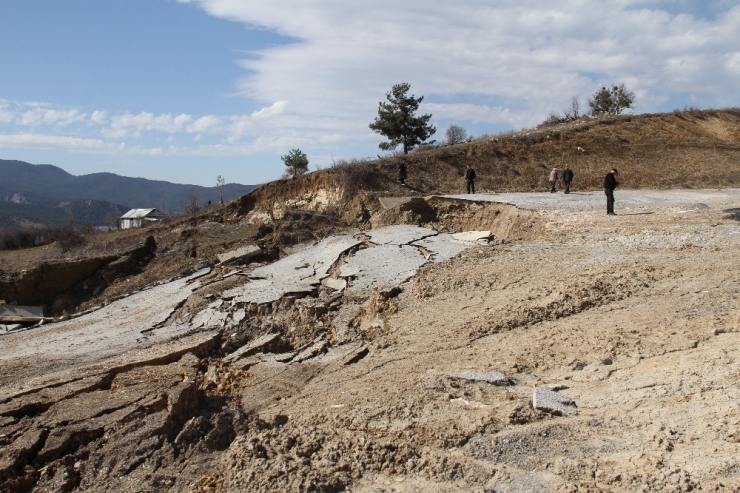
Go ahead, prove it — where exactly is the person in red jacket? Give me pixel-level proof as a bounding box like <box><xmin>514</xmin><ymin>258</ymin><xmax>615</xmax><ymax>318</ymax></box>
<box><xmin>604</xmin><ymin>168</ymin><xmax>619</xmax><ymax>215</ymax></box>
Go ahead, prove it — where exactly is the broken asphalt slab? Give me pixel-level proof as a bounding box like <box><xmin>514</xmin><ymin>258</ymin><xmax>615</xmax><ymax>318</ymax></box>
<box><xmin>0</xmin><ymin>304</ymin><xmax>50</xmax><ymax>324</ymax></box>
<box><xmin>217</xmin><ymin>244</ymin><xmax>262</xmax><ymax>265</ymax></box>
<box><xmin>224</xmin><ymin>234</ymin><xmax>361</xmax><ymax>305</ymax></box>
<box><xmin>0</xmin><ymin>270</ymin><xmax>210</xmax><ymax>385</ymax></box>
<box><xmin>532</xmin><ymin>387</ymin><xmax>578</xmax><ymax>417</ymax></box>
<box><xmin>454</xmin><ymin>370</ymin><xmax>512</xmax><ymax>386</ymax></box>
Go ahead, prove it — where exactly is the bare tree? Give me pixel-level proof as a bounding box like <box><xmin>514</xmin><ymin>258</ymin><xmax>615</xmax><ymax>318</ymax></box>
<box><xmin>183</xmin><ymin>195</ymin><xmax>200</xmax><ymax>215</ymax></box>
<box><xmin>216</xmin><ymin>175</ymin><xmax>225</xmax><ymax>204</ymax></box>
<box><xmin>445</xmin><ymin>124</ymin><xmax>468</xmax><ymax>145</ymax></box>
<box><xmin>564</xmin><ymin>96</ymin><xmax>580</xmax><ymax>119</ymax></box>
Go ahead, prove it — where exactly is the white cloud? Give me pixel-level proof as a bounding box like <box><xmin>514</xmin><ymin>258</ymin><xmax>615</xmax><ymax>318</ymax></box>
<box><xmin>190</xmin><ymin>0</ymin><xmax>740</xmax><ymax>126</ymax></box>
<box><xmin>187</xmin><ymin>115</ymin><xmax>222</xmax><ymax>133</ymax></box>
<box><xmin>17</xmin><ymin>107</ymin><xmax>87</xmax><ymax>126</ymax></box>
<box><xmin>251</xmin><ymin>100</ymin><xmax>287</xmax><ymax>119</ymax></box>
<box><xmin>425</xmin><ymin>103</ymin><xmax>517</xmax><ymax>126</ymax></box>
<box><xmin>90</xmin><ymin>110</ymin><xmax>108</xmax><ymax>125</ymax></box>
<box><xmin>108</xmin><ymin>112</ymin><xmax>194</xmax><ymax>137</ymax></box>
<box><xmin>0</xmin><ymin>132</ymin><xmax>106</xmax><ymax>150</ymax></box>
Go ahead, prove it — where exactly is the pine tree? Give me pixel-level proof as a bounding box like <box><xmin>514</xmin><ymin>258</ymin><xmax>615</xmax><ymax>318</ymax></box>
<box><xmin>369</xmin><ymin>83</ymin><xmax>436</xmax><ymax>154</ymax></box>
<box><xmin>588</xmin><ymin>84</ymin><xmax>635</xmax><ymax>115</ymax></box>
<box><xmin>281</xmin><ymin>148</ymin><xmax>309</xmax><ymax>176</ymax></box>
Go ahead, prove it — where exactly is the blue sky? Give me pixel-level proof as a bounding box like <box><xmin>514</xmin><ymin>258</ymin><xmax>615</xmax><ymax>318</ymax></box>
<box><xmin>1</xmin><ymin>0</ymin><xmax>739</xmax><ymax>186</ymax></box>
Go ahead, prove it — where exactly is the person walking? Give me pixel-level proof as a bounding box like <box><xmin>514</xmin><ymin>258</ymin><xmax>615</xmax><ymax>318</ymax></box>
<box><xmin>465</xmin><ymin>164</ymin><xmax>476</xmax><ymax>194</ymax></box>
<box><xmin>562</xmin><ymin>165</ymin><xmax>574</xmax><ymax>194</ymax></box>
<box><xmin>397</xmin><ymin>160</ymin><xmax>407</xmax><ymax>185</ymax></box>
<box><xmin>549</xmin><ymin>167</ymin><xmax>559</xmax><ymax>193</ymax></box>
<box><xmin>604</xmin><ymin>168</ymin><xmax>619</xmax><ymax>215</ymax></box>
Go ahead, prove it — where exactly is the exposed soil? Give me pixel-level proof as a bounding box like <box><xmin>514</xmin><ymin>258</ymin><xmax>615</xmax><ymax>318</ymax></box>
<box><xmin>1</xmin><ymin>109</ymin><xmax>740</xmax><ymax>492</ymax></box>
<box><xmin>1</xmin><ymin>187</ymin><xmax>739</xmax><ymax>492</ymax></box>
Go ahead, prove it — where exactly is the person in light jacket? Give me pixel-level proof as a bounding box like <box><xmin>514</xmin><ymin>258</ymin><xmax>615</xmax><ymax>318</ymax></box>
<box><xmin>549</xmin><ymin>168</ymin><xmax>559</xmax><ymax>193</ymax></box>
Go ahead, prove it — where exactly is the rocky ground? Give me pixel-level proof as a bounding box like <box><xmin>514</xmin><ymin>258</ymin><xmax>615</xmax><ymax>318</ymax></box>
<box><xmin>1</xmin><ymin>189</ymin><xmax>739</xmax><ymax>492</ymax></box>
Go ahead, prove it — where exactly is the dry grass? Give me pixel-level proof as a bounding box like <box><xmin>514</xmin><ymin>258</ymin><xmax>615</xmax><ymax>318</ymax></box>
<box><xmin>329</xmin><ymin>109</ymin><xmax>740</xmax><ymax>194</ymax></box>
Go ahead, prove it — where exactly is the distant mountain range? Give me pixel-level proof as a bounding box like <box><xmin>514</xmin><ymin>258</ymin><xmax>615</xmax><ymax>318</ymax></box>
<box><xmin>0</xmin><ymin>159</ymin><xmax>256</xmax><ymax>228</ymax></box>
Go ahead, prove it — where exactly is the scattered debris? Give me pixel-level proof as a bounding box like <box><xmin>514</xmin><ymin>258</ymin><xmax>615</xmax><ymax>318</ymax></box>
<box><xmin>451</xmin><ymin>230</ymin><xmax>494</xmax><ymax>243</ymax></box>
<box><xmin>453</xmin><ymin>370</ymin><xmax>512</xmax><ymax>386</ymax></box>
<box><xmin>0</xmin><ymin>304</ymin><xmax>50</xmax><ymax>324</ymax></box>
<box><xmin>532</xmin><ymin>387</ymin><xmax>578</xmax><ymax>417</ymax></box>
<box><xmin>217</xmin><ymin>245</ymin><xmax>262</xmax><ymax>264</ymax></box>
<box><xmin>223</xmin><ymin>333</ymin><xmax>283</xmax><ymax>364</ymax></box>
<box><xmin>543</xmin><ymin>382</ymin><xmax>570</xmax><ymax>391</ymax></box>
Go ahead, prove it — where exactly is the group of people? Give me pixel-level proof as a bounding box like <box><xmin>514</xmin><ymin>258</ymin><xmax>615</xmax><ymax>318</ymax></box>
<box><xmin>550</xmin><ymin>166</ymin><xmax>620</xmax><ymax>215</ymax></box>
<box><xmin>398</xmin><ymin>160</ymin><xmax>621</xmax><ymax>215</ymax></box>
<box><xmin>548</xmin><ymin>166</ymin><xmax>575</xmax><ymax>193</ymax></box>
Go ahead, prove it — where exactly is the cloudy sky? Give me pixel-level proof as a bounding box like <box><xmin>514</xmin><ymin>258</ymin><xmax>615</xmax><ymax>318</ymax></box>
<box><xmin>1</xmin><ymin>1</ymin><xmax>739</xmax><ymax>186</ymax></box>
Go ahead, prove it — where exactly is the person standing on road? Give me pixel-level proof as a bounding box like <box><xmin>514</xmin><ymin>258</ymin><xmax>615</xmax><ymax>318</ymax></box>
<box><xmin>562</xmin><ymin>165</ymin><xmax>574</xmax><ymax>194</ymax></box>
<box><xmin>465</xmin><ymin>164</ymin><xmax>476</xmax><ymax>194</ymax></box>
<box><xmin>549</xmin><ymin>167</ymin><xmax>559</xmax><ymax>193</ymax></box>
<box><xmin>604</xmin><ymin>168</ymin><xmax>619</xmax><ymax>215</ymax></box>
<box><xmin>397</xmin><ymin>160</ymin><xmax>407</xmax><ymax>185</ymax></box>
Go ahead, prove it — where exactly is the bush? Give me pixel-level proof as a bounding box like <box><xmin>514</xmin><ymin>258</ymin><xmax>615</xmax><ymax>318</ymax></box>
<box><xmin>588</xmin><ymin>84</ymin><xmax>635</xmax><ymax>115</ymax></box>
<box><xmin>0</xmin><ymin>227</ymin><xmax>48</xmax><ymax>251</ymax></box>
<box><xmin>49</xmin><ymin>222</ymin><xmax>86</xmax><ymax>252</ymax></box>
<box><xmin>445</xmin><ymin>124</ymin><xmax>468</xmax><ymax>145</ymax></box>
<box><xmin>331</xmin><ymin>158</ymin><xmax>379</xmax><ymax>195</ymax></box>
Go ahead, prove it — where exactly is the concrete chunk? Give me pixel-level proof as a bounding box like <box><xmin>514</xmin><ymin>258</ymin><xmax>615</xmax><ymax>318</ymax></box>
<box><xmin>225</xmin><ymin>234</ymin><xmax>361</xmax><ymax>305</ymax></box>
<box><xmin>323</xmin><ymin>277</ymin><xmax>347</xmax><ymax>292</ymax></box>
<box><xmin>532</xmin><ymin>387</ymin><xmax>578</xmax><ymax>417</ymax></box>
<box><xmin>364</xmin><ymin>224</ymin><xmax>437</xmax><ymax>246</ymax></box>
<box><xmin>0</xmin><ymin>305</ymin><xmax>47</xmax><ymax>323</ymax></box>
<box><xmin>224</xmin><ymin>333</ymin><xmax>282</xmax><ymax>364</ymax></box>
<box><xmin>454</xmin><ymin>370</ymin><xmax>511</xmax><ymax>386</ymax></box>
<box><xmin>217</xmin><ymin>245</ymin><xmax>262</xmax><ymax>264</ymax></box>
<box><xmin>294</xmin><ymin>337</ymin><xmax>328</xmax><ymax>363</ymax></box>
<box><xmin>412</xmin><ymin>233</ymin><xmax>470</xmax><ymax>262</ymax></box>
<box><xmin>340</xmin><ymin>244</ymin><xmax>428</xmax><ymax>293</ymax></box>
<box><xmin>451</xmin><ymin>230</ymin><xmax>493</xmax><ymax>243</ymax></box>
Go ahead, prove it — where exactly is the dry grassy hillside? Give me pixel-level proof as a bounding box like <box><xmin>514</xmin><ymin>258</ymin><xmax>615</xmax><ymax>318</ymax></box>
<box><xmin>247</xmin><ymin>109</ymin><xmax>740</xmax><ymax>204</ymax></box>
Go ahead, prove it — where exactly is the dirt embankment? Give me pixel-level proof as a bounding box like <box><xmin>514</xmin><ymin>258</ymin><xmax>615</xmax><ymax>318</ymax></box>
<box><xmin>2</xmin><ymin>191</ymin><xmax>740</xmax><ymax>492</ymax></box>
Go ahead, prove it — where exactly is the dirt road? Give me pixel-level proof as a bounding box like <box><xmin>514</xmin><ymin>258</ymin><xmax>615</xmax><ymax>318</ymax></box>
<box><xmin>1</xmin><ymin>189</ymin><xmax>739</xmax><ymax>492</ymax></box>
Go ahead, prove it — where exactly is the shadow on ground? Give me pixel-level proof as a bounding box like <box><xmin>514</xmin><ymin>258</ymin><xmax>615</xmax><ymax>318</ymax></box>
<box><xmin>723</xmin><ymin>208</ymin><xmax>740</xmax><ymax>221</ymax></box>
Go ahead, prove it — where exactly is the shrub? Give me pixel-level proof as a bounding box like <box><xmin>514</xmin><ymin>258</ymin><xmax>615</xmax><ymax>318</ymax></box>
<box><xmin>49</xmin><ymin>222</ymin><xmax>86</xmax><ymax>252</ymax></box>
<box><xmin>445</xmin><ymin>124</ymin><xmax>468</xmax><ymax>145</ymax></box>
<box><xmin>588</xmin><ymin>84</ymin><xmax>635</xmax><ymax>115</ymax></box>
<box><xmin>0</xmin><ymin>227</ymin><xmax>49</xmax><ymax>251</ymax></box>
<box><xmin>331</xmin><ymin>158</ymin><xmax>379</xmax><ymax>195</ymax></box>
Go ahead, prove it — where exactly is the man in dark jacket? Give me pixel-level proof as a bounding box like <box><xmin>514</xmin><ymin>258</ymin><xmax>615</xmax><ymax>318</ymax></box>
<box><xmin>562</xmin><ymin>165</ymin><xmax>574</xmax><ymax>194</ymax></box>
<box><xmin>465</xmin><ymin>164</ymin><xmax>476</xmax><ymax>194</ymax></box>
<box><xmin>604</xmin><ymin>168</ymin><xmax>619</xmax><ymax>215</ymax></box>
<box><xmin>397</xmin><ymin>160</ymin><xmax>407</xmax><ymax>185</ymax></box>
